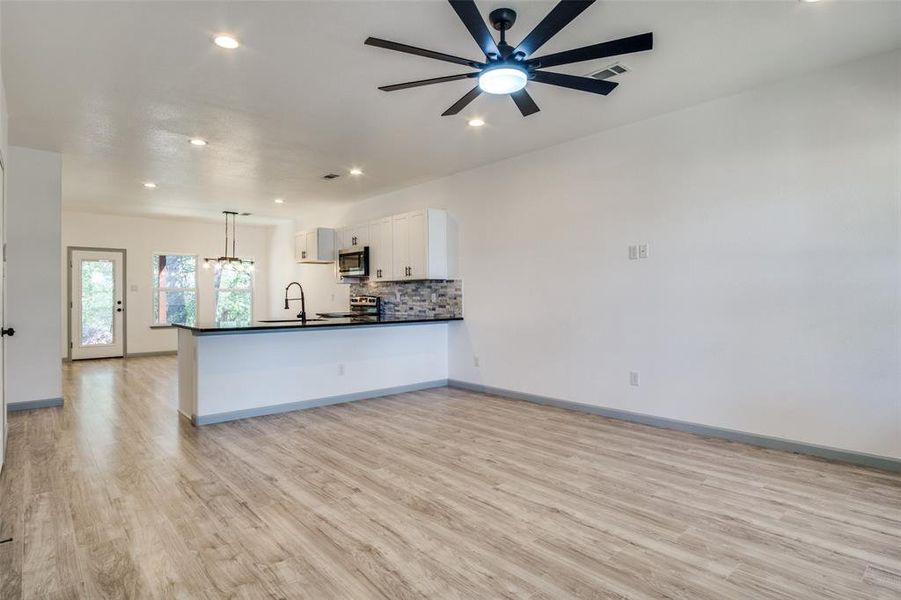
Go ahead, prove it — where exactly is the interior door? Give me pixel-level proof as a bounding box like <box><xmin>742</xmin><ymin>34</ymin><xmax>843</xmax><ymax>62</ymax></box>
<box><xmin>0</xmin><ymin>157</ymin><xmax>6</xmax><ymax>468</ymax></box>
<box><xmin>70</xmin><ymin>249</ymin><xmax>125</xmax><ymax>360</ymax></box>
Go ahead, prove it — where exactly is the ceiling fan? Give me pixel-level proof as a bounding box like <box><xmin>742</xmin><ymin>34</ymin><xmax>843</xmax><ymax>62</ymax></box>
<box><xmin>365</xmin><ymin>0</ymin><xmax>653</xmax><ymax>117</ymax></box>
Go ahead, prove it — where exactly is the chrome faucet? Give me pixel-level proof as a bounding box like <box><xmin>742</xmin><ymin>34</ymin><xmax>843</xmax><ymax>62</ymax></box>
<box><xmin>284</xmin><ymin>282</ymin><xmax>306</xmax><ymax>322</ymax></box>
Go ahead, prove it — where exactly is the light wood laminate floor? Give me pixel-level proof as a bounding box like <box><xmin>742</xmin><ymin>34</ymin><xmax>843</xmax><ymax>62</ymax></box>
<box><xmin>1</xmin><ymin>356</ymin><xmax>900</xmax><ymax>599</ymax></box>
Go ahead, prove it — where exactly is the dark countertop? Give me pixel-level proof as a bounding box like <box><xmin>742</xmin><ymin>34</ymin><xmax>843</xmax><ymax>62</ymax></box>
<box><xmin>173</xmin><ymin>314</ymin><xmax>463</xmax><ymax>335</ymax></box>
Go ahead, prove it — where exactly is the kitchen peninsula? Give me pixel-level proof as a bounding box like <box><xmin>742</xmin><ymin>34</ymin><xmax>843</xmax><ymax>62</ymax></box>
<box><xmin>175</xmin><ymin>314</ymin><xmax>462</xmax><ymax>425</ymax></box>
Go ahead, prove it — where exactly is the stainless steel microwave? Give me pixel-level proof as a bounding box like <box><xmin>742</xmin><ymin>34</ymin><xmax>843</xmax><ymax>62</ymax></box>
<box><xmin>337</xmin><ymin>246</ymin><xmax>369</xmax><ymax>277</ymax></box>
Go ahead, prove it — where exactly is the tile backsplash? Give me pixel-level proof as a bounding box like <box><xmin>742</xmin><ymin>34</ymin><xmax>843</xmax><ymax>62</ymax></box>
<box><xmin>350</xmin><ymin>280</ymin><xmax>463</xmax><ymax>318</ymax></box>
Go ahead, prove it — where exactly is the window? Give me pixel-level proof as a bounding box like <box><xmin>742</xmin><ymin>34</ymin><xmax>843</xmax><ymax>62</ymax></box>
<box><xmin>152</xmin><ymin>254</ymin><xmax>197</xmax><ymax>326</ymax></box>
<box><xmin>214</xmin><ymin>265</ymin><xmax>253</xmax><ymax>326</ymax></box>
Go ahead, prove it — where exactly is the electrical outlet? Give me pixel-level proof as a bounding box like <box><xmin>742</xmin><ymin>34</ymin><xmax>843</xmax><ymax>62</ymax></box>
<box><xmin>628</xmin><ymin>245</ymin><xmax>638</xmax><ymax>260</ymax></box>
<box><xmin>473</xmin><ymin>356</ymin><xmax>480</xmax><ymax>368</ymax></box>
<box><xmin>630</xmin><ymin>371</ymin><xmax>640</xmax><ymax>386</ymax></box>
<box><xmin>638</xmin><ymin>243</ymin><xmax>649</xmax><ymax>259</ymax></box>
<box><xmin>337</xmin><ymin>364</ymin><xmax>345</xmax><ymax>376</ymax></box>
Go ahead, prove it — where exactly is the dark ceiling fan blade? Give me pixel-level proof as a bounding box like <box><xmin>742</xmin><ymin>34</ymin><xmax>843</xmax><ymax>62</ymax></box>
<box><xmin>510</xmin><ymin>89</ymin><xmax>540</xmax><ymax>116</ymax></box>
<box><xmin>513</xmin><ymin>0</ymin><xmax>595</xmax><ymax>58</ymax></box>
<box><xmin>448</xmin><ymin>0</ymin><xmax>500</xmax><ymax>58</ymax></box>
<box><xmin>531</xmin><ymin>71</ymin><xmax>618</xmax><ymax>95</ymax></box>
<box><xmin>379</xmin><ymin>73</ymin><xmax>478</xmax><ymax>92</ymax></box>
<box><xmin>365</xmin><ymin>37</ymin><xmax>484</xmax><ymax>68</ymax></box>
<box><xmin>441</xmin><ymin>85</ymin><xmax>483</xmax><ymax>116</ymax></box>
<box><xmin>527</xmin><ymin>32</ymin><xmax>653</xmax><ymax>69</ymax></box>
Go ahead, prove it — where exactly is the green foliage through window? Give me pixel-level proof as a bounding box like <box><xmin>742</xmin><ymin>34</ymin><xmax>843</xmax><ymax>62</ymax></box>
<box><xmin>215</xmin><ymin>265</ymin><xmax>253</xmax><ymax>327</ymax></box>
<box><xmin>152</xmin><ymin>254</ymin><xmax>197</xmax><ymax>325</ymax></box>
<box><xmin>81</xmin><ymin>259</ymin><xmax>114</xmax><ymax>345</ymax></box>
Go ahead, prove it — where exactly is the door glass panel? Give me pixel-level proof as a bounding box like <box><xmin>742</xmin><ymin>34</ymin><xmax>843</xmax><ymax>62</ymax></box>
<box><xmin>80</xmin><ymin>259</ymin><xmax>114</xmax><ymax>345</ymax></box>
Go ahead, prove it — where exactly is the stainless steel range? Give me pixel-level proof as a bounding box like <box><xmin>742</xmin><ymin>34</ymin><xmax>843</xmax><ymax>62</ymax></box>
<box><xmin>317</xmin><ymin>295</ymin><xmax>380</xmax><ymax>319</ymax></box>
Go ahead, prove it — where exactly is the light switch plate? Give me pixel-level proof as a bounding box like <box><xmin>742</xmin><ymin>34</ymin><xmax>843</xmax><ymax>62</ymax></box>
<box><xmin>638</xmin><ymin>244</ymin><xmax>649</xmax><ymax>259</ymax></box>
<box><xmin>630</xmin><ymin>371</ymin><xmax>640</xmax><ymax>386</ymax></box>
<box><xmin>129</xmin><ymin>284</ymin><xmax>139</xmax><ymax>292</ymax></box>
<box><xmin>628</xmin><ymin>245</ymin><xmax>639</xmax><ymax>260</ymax></box>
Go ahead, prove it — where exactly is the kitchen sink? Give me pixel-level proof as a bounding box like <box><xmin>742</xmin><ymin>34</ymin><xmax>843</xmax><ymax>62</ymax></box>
<box><xmin>257</xmin><ymin>318</ymin><xmax>327</xmax><ymax>323</ymax></box>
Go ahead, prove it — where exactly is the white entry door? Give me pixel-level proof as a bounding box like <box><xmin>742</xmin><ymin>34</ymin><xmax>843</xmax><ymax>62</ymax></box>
<box><xmin>70</xmin><ymin>249</ymin><xmax>125</xmax><ymax>360</ymax></box>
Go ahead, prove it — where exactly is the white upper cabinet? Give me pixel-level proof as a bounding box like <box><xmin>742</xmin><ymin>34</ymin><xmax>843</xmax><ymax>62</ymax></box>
<box><xmin>391</xmin><ymin>213</ymin><xmax>411</xmax><ymax>280</ymax></box>
<box><xmin>391</xmin><ymin>209</ymin><xmax>448</xmax><ymax>280</ymax></box>
<box><xmin>333</xmin><ymin>208</ymin><xmax>449</xmax><ymax>281</ymax></box>
<box><xmin>338</xmin><ymin>224</ymin><xmax>369</xmax><ymax>250</ymax></box>
<box><xmin>369</xmin><ymin>217</ymin><xmax>393</xmax><ymax>281</ymax></box>
<box><xmin>295</xmin><ymin>228</ymin><xmax>335</xmax><ymax>263</ymax></box>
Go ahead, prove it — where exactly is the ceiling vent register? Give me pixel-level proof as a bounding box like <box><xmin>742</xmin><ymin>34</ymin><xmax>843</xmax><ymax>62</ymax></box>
<box><xmin>588</xmin><ymin>63</ymin><xmax>630</xmax><ymax>80</ymax></box>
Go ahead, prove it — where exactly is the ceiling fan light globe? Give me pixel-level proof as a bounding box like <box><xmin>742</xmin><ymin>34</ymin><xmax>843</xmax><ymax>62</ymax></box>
<box><xmin>478</xmin><ymin>67</ymin><xmax>528</xmax><ymax>95</ymax></box>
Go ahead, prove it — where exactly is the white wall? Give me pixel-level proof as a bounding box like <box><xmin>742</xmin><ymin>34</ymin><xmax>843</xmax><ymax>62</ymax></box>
<box><xmin>7</xmin><ymin>146</ymin><xmax>62</xmax><ymax>405</ymax></box>
<box><xmin>61</xmin><ymin>211</ymin><xmax>273</xmax><ymax>356</ymax></box>
<box><xmin>329</xmin><ymin>50</ymin><xmax>901</xmax><ymax>460</ymax></box>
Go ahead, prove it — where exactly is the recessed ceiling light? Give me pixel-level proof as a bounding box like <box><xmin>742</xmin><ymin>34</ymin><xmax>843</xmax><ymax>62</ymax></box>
<box><xmin>143</xmin><ymin>182</ymin><xmax>157</xmax><ymax>189</ymax></box>
<box><xmin>274</xmin><ymin>198</ymin><xmax>285</xmax><ymax>204</ymax></box>
<box><xmin>349</xmin><ymin>168</ymin><xmax>363</xmax><ymax>176</ymax></box>
<box><xmin>189</xmin><ymin>138</ymin><xmax>208</xmax><ymax>146</ymax></box>
<box><xmin>468</xmin><ymin>118</ymin><xmax>485</xmax><ymax>127</ymax></box>
<box><xmin>213</xmin><ymin>35</ymin><xmax>240</xmax><ymax>49</ymax></box>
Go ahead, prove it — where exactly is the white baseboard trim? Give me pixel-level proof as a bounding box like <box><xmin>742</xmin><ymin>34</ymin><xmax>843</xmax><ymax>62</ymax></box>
<box><xmin>447</xmin><ymin>379</ymin><xmax>901</xmax><ymax>473</ymax></box>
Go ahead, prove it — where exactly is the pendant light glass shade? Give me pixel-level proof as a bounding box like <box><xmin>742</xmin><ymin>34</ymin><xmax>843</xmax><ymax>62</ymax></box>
<box><xmin>204</xmin><ymin>211</ymin><xmax>255</xmax><ymax>273</ymax></box>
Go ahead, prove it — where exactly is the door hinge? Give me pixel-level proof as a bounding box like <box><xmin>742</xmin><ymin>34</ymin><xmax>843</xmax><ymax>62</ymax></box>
<box><xmin>69</xmin><ymin>342</ymin><xmax>73</xmax><ymax>349</ymax></box>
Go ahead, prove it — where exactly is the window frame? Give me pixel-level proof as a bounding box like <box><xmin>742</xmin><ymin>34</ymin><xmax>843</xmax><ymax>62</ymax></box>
<box><xmin>151</xmin><ymin>252</ymin><xmax>199</xmax><ymax>326</ymax></box>
<box><xmin>213</xmin><ymin>262</ymin><xmax>254</xmax><ymax>325</ymax></box>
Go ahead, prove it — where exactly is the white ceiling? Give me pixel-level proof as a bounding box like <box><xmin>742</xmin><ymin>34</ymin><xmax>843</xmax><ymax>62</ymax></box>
<box><xmin>3</xmin><ymin>1</ymin><xmax>899</xmax><ymax>223</ymax></box>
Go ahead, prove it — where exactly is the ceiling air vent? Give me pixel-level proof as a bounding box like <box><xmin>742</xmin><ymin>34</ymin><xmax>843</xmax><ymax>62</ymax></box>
<box><xmin>322</xmin><ymin>173</ymin><xmax>340</xmax><ymax>180</ymax></box>
<box><xmin>587</xmin><ymin>62</ymin><xmax>630</xmax><ymax>80</ymax></box>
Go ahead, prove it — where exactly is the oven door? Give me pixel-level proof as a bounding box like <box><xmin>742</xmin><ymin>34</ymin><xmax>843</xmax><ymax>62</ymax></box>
<box><xmin>338</xmin><ymin>247</ymin><xmax>369</xmax><ymax>276</ymax></box>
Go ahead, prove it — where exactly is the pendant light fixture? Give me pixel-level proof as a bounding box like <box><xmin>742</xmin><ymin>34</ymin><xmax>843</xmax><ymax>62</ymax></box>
<box><xmin>203</xmin><ymin>211</ymin><xmax>255</xmax><ymax>272</ymax></box>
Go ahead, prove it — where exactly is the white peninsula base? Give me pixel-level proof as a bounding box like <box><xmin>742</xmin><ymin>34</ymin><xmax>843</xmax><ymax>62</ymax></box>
<box><xmin>177</xmin><ymin>322</ymin><xmax>451</xmax><ymax>425</ymax></box>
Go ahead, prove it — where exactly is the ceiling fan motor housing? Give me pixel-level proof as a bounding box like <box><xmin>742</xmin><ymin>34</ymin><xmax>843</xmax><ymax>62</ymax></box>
<box><xmin>488</xmin><ymin>8</ymin><xmax>517</xmax><ymax>31</ymax></box>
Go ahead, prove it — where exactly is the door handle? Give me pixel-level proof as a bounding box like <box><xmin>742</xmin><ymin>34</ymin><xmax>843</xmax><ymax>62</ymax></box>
<box><xmin>1</xmin><ymin>327</ymin><xmax>14</xmax><ymax>337</ymax></box>
<box><xmin>116</xmin><ymin>308</ymin><xmax>123</xmax><ymax>313</ymax></box>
